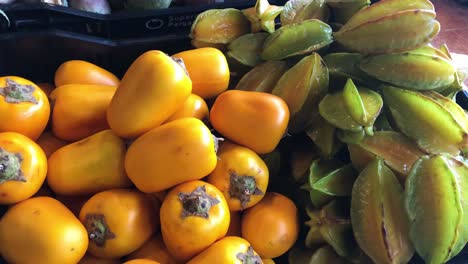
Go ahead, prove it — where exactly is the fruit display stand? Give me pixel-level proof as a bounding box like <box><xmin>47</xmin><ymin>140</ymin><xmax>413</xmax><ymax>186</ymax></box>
<box><xmin>0</xmin><ymin>0</ymin><xmax>468</xmax><ymax>263</ymax></box>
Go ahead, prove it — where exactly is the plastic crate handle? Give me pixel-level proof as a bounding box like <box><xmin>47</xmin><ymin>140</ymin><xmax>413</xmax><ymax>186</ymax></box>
<box><xmin>0</xmin><ymin>9</ymin><xmax>10</xmax><ymax>28</ymax></box>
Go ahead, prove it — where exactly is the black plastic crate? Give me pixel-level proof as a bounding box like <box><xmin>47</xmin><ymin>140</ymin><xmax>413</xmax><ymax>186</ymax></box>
<box><xmin>0</xmin><ymin>1</ymin><xmax>257</xmax><ymax>39</ymax></box>
<box><xmin>0</xmin><ymin>29</ymin><xmax>194</xmax><ymax>82</ymax></box>
<box><xmin>0</xmin><ymin>0</ymin><xmax>264</xmax><ymax>83</ymax></box>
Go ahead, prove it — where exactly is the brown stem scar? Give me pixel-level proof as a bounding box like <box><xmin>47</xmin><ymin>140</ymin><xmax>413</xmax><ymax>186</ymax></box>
<box><xmin>171</xmin><ymin>57</ymin><xmax>190</xmax><ymax>78</ymax></box>
<box><xmin>178</xmin><ymin>185</ymin><xmax>220</xmax><ymax>219</ymax></box>
<box><xmin>229</xmin><ymin>170</ymin><xmax>263</xmax><ymax>209</ymax></box>
<box><xmin>0</xmin><ymin>148</ymin><xmax>26</xmax><ymax>184</ymax></box>
<box><xmin>236</xmin><ymin>246</ymin><xmax>262</xmax><ymax>264</ymax></box>
<box><xmin>0</xmin><ymin>78</ymin><xmax>38</xmax><ymax>104</ymax></box>
<box><xmin>84</xmin><ymin>214</ymin><xmax>116</xmax><ymax>247</ymax></box>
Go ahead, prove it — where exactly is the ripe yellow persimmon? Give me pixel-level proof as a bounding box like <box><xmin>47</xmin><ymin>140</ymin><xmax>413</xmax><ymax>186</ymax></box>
<box><xmin>125</xmin><ymin>117</ymin><xmax>217</xmax><ymax>193</ymax></box>
<box><xmin>160</xmin><ymin>180</ymin><xmax>230</xmax><ymax>261</ymax></box>
<box><xmin>0</xmin><ymin>76</ymin><xmax>50</xmax><ymax>140</ymax></box>
<box><xmin>0</xmin><ymin>197</ymin><xmax>88</xmax><ymax>264</ymax></box>
<box><xmin>0</xmin><ymin>132</ymin><xmax>47</xmax><ymax>204</ymax></box>
<box><xmin>107</xmin><ymin>50</ymin><xmax>191</xmax><ymax>138</ymax></box>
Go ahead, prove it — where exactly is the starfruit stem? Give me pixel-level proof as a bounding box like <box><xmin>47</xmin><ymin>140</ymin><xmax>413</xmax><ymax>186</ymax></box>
<box><xmin>364</xmin><ymin>126</ymin><xmax>374</xmax><ymax>136</ymax></box>
<box><xmin>255</xmin><ymin>0</ymin><xmax>269</xmax><ymax>16</ymax></box>
<box><xmin>254</xmin><ymin>0</ymin><xmax>283</xmax><ymax>33</ymax></box>
<box><xmin>300</xmin><ymin>182</ymin><xmax>311</xmax><ymax>191</ymax></box>
<box><xmin>439</xmin><ymin>43</ymin><xmax>453</xmax><ymax>60</ymax></box>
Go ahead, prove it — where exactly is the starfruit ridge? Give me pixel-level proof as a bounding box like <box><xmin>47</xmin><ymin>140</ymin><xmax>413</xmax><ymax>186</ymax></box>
<box><xmin>358</xmin><ymin>50</ymin><xmax>456</xmax><ymax>90</ymax></box>
<box><xmin>261</xmin><ymin>19</ymin><xmax>333</xmax><ymax>61</ymax></box>
<box><xmin>405</xmin><ymin>155</ymin><xmax>467</xmax><ymax>264</ymax></box>
<box><xmin>351</xmin><ymin>158</ymin><xmax>414</xmax><ymax>264</ymax></box>
<box><xmin>305</xmin><ymin>199</ymin><xmax>354</xmax><ymax>258</ymax></box>
<box><xmin>326</xmin><ymin>0</ymin><xmax>370</xmax><ymax>25</ymax></box>
<box><xmin>281</xmin><ymin>0</ymin><xmax>329</xmax><ymax>26</ymax></box>
<box><xmin>243</xmin><ymin>0</ymin><xmax>283</xmax><ymax>33</ymax></box>
<box><xmin>235</xmin><ymin>60</ymin><xmax>288</xmax><ymax>93</ymax></box>
<box><xmin>272</xmin><ymin>52</ymin><xmax>329</xmax><ymax>134</ymax></box>
<box><xmin>339</xmin><ymin>0</ymin><xmax>434</xmax><ymax>32</ymax></box>
<box><xmin>319</xmin><ymin>79</ymin><xmax>383</xmax><ymax>134</ymax></box>
<box><xmin>190</xmin><ymin>8</ymin><xmax>251</xmax><ymax>44</ymax></box>
<box><xmin>306</xmin><ymin>159</ymin><xmax>357</xmax><ymax>208</ymax></box>
<box><xmin>334</xmin><ymin>9</ymin><xmax>440</xmax><ymax>54</ymax></box>
<box><xmin>382</xmin><ymin>86</ymin><xmax>468</xmax><ymax>155</ymax></box>
<box><xmin>348</xmin><ymin>131</ymin><xmax>425</xmax><ymax>181</ymax></box>
<box><xmin>227</xmin><ymin>32</ymin><xmax>269</xmax><ymax>67</ymax></box>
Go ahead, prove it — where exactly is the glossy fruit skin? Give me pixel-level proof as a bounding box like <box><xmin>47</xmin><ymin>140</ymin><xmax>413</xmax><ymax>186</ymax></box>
<box><xmin>187</xmin><ymin>236</ymin><xmax>262</xmax><ymax>264</ymax></box>
<box><xmin>78</xmin><ymin>254</ymin><xmax>121</xmax><ymax>264</ymax></box>
<box><xmin>0</xmin><ymin>132</ymin><xmax>48</xmax><ymax>204</ymax></box>
<box><xmin>207</xmin><ymin>141</ymin><xmax>269</xmax><ymax>211</ymax></box>
<box><xmin>50</xmin><ymin>84</ymin><xmax>116</xmax><ymax>141</ymax></box>
<box><xmin>126</xmin><ymin>233</ymin><xmax>181</xmax><ymax>264</ymax></box>
<box><xmin>54</xmin><ymin>60</ymin><xmax>120</xmax><ymax>87</ymax></box>
<box><xmin>165</xmin><ymin>93</ymin><xmax>209</xmax><ymax>123</ymax></box>
<box><xmin>47</xmin><ymin>130</ymin><xmax>132</xmax><ymax>196</ymax></box>
<box><xmin>36</xmin><ymin>131</ymin><xmax>69</xmax><ymax>158</ymax></box>
<box><xmin>241</xmin><ymin>192</ymin><xmax>300</xmax><ymax>258</ymax></box>
<box><xmin>107</xmin><ymin>50</ymin><xmax>192</xmax><ymax>139</ymax></box>
<box><xmin>79</xmin><ymin>189</ymin><xmax>158</xmax><ymax>259</ymax></box>
<box><xmin>0</xmin><ymin>76</ymin><xmax>50</xmax><ymax>140</ymax></box>
<box><xmin>0</xmin><ymin>196</ymin><xmax>88</xmax><ymax>264</ymax></box>
<box><xmin>210</xmin><ymin>90</ymin><xmax>290</xmax><ymax>154</ymax></box>
<box><xmin>123</xmin><ymin>259</ymin><xmax>161</xmax><ymax>264</ymax></box>
<box><xmin>125</xmin><ymin>117</ymin><xmax>217</xmax><ymax>193</ymax></box>
<box><xmin>172</xmin><ymin>47</ymin><xmax>230</xmax><ymax>99</ymax></box>
<box><xmin>160</xmin><ymin>180</ymin><xmax>230</xmax><ymax>261</ymax></box>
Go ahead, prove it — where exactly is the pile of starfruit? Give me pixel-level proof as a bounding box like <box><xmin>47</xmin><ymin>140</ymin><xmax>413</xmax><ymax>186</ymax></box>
<box><xmin>190</xmin><ymin>0</ymin><xmax>468</xmax><ymax>263</ymax></box>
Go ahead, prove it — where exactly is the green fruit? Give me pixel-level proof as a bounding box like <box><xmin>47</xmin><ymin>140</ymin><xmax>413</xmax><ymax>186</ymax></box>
<box><xmin>272</xmin><ymin>53</ymin><xmax>329</xmax><ymax>133</ymax></box>
<box><xmin>359</xmin><ymin>51</ymin><xmax>456</xmax><ymax>90</ymax></box>
<box><xmin>351</xmin><ymin>159</ymin><xmax>414</xmax><ymax>264</ymax></box>
<box><xmin>323</xmin><ymin>53</ymin><xmax>381</xmax><ymax>89</ymax></box>
<box><xmin>190</xmin><ymin>9</ymin><xmax>250</xmax><ymax>44</ymax></box>
<box><xmin>305</xmin><ymin>116</ymin><xmax>343</xmax><ymax>158</ymax></box>
<box><xmin>235</xmin><ymin>60</ymin><xmax>288</xmax><ymax>93</ymax></box>
<box><xmin>405</xmin><ymin>155</ymin><xmax>468</xmax><ymax>264</ymax></box>
<box><xmin>349</xmin><ymin>131</ymin><xmax>425</xmax><ymax>180</ymax></box>
<box><xmin>339</xmin><ymin>0</ymin><xmax>434</xmax><ymax>32</ymax></box>
<box><xmin>383</xmin><ymin>86</ymin><xmax>468</xmax><ymax>155</ymax></box>
<box><xmin>334</xmin><ymin>9</ymin><xmax>439</xmax><ymax>54</ymax></box>
<box><xmin>307</xmin><ymin>160</ymin><xmax>357</xmax><ymax>208</ymax></box>
<box><xmin>261</xmin><ymin>19</ymin><xmax>333</xmax><ymax>60</ymax></box>
<box><xmin>305</xmin><ymin>200</ymin><xmax>354</xmax><ymax>257</ymax></box>
<box><xmin>227</xmin><ymin>33</ymin><xmax>269</xmax><ymax>67</ymax></box>
<box><xmin>281</xmin><ymin>0</ymin><xmax>330</xmax><ymax>26</ymax></box>
<box><xmin>326</xmin><ymin>0</ymin><xmax>370</xmax><ymax>25</ymax></box>
<box><xmin>319</xmin><ymin>81</ymin><xmax>383</xmax><ymax>133</ymax></box>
